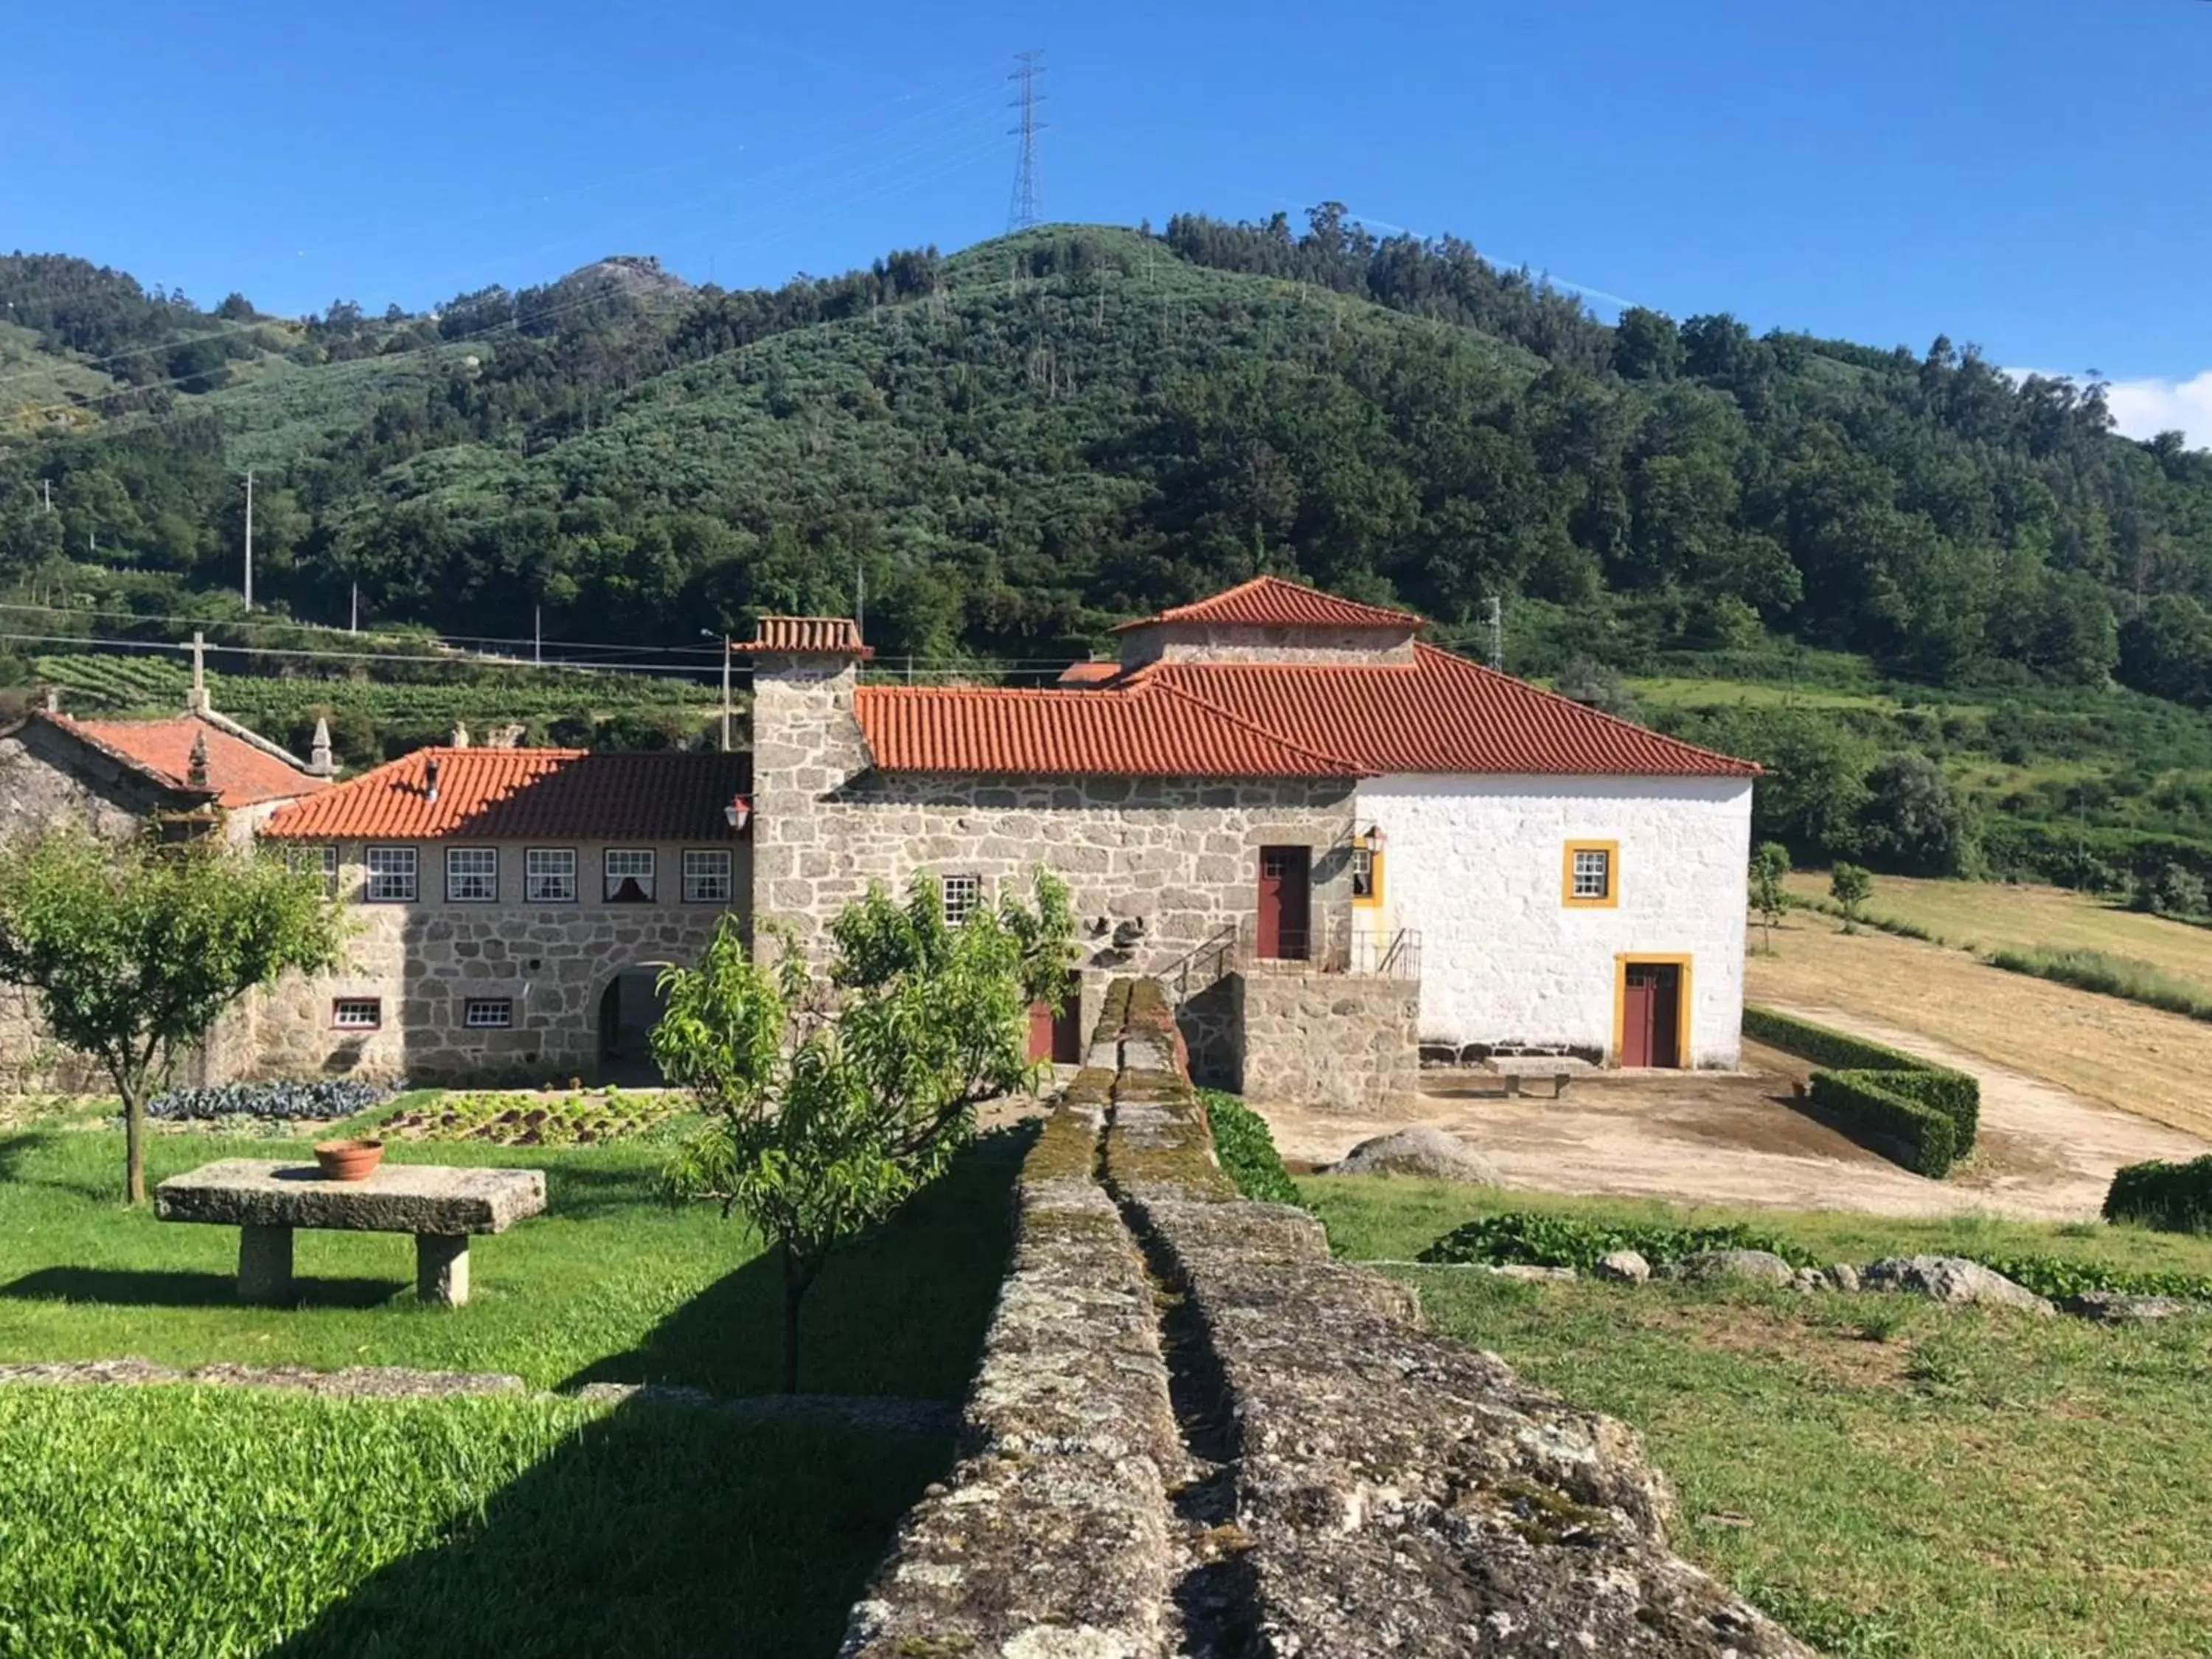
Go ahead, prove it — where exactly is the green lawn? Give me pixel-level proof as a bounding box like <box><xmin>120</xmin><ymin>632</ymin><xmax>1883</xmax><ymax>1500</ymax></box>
<box><xmin>0</xmin><ymin>1385</ymin><xmax>946</xmax><ymax>1659</ymax></box>
<box><xmin>1307</xmin><ymin>1175</ymin><xmax>2212</xmax><ymax>1658</ymax></box>
<box><xmin>0</xmin><ymin>1121</ymin><xmax>1021</xmax><ymax>1395</ymax></box>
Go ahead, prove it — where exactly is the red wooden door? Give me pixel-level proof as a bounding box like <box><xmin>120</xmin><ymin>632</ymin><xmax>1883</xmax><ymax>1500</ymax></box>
<box><xmin>1029</xmin><ymin>973</ymin><xmax>1086</xmax><ymax>1064</ymax></box>
<box><xmin>1026</xmin><ymin>999</ymin><xmax>1057</xmax><ymax>1062</ymax></box>
<box><xmin>1621</xmin><ymin>964</ymin><xmax>1682</xmax><ymax>1068</ymax></box>
<box><xmin>1257</xmin><ymin>846</ymin><xmax>1311</xmax><ymax>960</ymax></box>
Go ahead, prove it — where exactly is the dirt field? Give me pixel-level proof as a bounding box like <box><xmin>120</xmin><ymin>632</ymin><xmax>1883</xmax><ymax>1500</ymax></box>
<box><xmin>1747</xmin><ymin>907</ymin><xmax>2212</xmax><ymax>1141</ymax></box>
<box><xmin>1781</xmin><ymin>870</ymin><xmax>2212</xmax><ymax>993</ymax></box>
<box><xmin>1259</xmin><ymin>1019</ymin><xmax>2207</xmax><ymax>1222</ymax></box>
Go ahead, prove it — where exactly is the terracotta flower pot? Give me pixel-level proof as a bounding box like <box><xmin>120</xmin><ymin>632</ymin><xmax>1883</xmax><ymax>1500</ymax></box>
<box><xmin>313</xmin><ymin>1138</ymin><xmax>385</xmax><ymax>1181</ymax></box>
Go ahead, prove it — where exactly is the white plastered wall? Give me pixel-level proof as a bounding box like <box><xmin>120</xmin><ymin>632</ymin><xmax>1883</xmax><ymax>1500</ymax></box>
<box><xmin>1354</xmin><ymin>774</ymin><xmax>1753</xmax><ymax>1066</ymax></box>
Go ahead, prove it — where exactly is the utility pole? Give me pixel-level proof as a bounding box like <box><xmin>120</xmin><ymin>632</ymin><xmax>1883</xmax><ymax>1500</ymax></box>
<box><xmin>1006</xmin><ymin>50</ymin><xmax>1046</xmax><ymax>233</ymax></box>
<box><xmin>720</xmin><ymin>638</ymin><xmax>732</xmax><ymax>754</ymax></box>
<box><xmin>242</xmin><ymin>469</ymin><xmax>255</xmax><ymax>611</ymax></box>
<box><xmin>855</xmin><ymin>558</ymin><xmax>866</xmax><ymax>644</ymax></box>
<box><xmin>41</xmin><ymin>479</ymin><xmax>51</xmax><ymax>512</ymax></box>
<box><xmin>349</xmin><ymin>581</ymin><xmax>359</xmax><ymax>633</ymax></box>
<box><xmin>1486</xmin><ymin>596</ymin><xmax>1503</xmax><ymax>672</ymax></box>
<box><xmin>533</xmin><ymin>605</ymin><xmax>542</xmax><ymax>666</ymax></box>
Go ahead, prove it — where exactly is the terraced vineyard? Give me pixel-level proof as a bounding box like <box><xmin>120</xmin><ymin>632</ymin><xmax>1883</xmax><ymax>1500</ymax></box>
<box><xmin>33</xmin><ymin>652</ymin><xmax>724</xmax><ymax>731</ymax></box>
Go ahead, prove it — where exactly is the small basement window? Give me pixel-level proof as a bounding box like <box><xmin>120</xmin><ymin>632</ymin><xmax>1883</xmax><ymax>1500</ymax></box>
<box><xmin>605</xmin><ymin>848</ymin><xmax>655</xmax><ymax>903</ymax></box>
<box><xmin>332</xmin><ymin>997</ymin><xmax>382</xmax><ymax>1031</ymax></box>
<box><xmin>1563</xmin><ymin>841</ymin><xmax>1618</xmax><ymax>908</ymax></box>
<box><xmin>940</xmin><ymin>872</ymin><xmax>982</xmax><ymax>927</ymax></box>
<box><xmin>463</xmin><ymin>998</ymin><xmax>513</xmax><ymax>1029</ymax></box>
<box><xmin>684</xmin><ymin>848</ymin><xmax>732</xmax><ymax>904</ymax></box>
<box><xmin>364</xmin><ymin>846</ymin><xmax>417</xmax><ymax>903</ymax></box>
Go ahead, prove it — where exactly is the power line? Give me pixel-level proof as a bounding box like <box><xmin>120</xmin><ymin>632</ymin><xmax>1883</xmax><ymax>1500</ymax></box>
<box><xmin>1006</xmin><ymin>49</ymin><xmax>1046</xmax><ymax>232</ymax></box>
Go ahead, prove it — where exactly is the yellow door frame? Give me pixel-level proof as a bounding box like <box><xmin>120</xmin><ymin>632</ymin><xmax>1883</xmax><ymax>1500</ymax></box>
<box><xmin>1612</xmin><ymin>953</ymin><xmax>1693</xmax><ymax>1068</ymax></box>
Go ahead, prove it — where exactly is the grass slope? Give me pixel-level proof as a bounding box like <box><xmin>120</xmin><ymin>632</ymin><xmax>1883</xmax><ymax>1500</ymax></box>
<box><xmin>0</xmin><ymin>1385</ymin><xmax>944</xmax><ymax>1659</ymax></box>
<box><xmin>1309</xmin><ymin>1176</ymin><xmax>2212</xmax><ymax>1658</ymax></box>
<box><xmin>0</xmin><ymin>1121</ymin><xmax>1020</xmax><ymax>1394</ymax></box>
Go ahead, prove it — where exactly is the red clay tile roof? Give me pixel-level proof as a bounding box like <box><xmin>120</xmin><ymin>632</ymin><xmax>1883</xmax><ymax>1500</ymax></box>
<box><xmin>260</xmin><ymin>748</ymin><xmax>753</xmax><ymax>841</ymax></box>
<box><xmin>52</xmin><ymin>714</ymin><xmax>326</xmax><ymax>809</ymax></box>
<box><xmin>854</xmin><ymin>683</ymin><xmax>1363</xmax><ymax>778</ymax></box>
<box><xmin>851</xmin><ymin>647</ymin><xmax>1756</xmax><ymax>779</ymax></box>
<box><xmin>1135</xmin><ymin>649</ymin><xmax>1759</xmax><ymax>777</ymax></box>
<box><xmin>1055</xmin><ymin>661</ymin><xmax>1124</xmax><ymax>686</ymax></box>
<box><xmin>1110</xmin><ymin>575</ymin><xmax>1425</xmax><ymax>633</ymax></box>
<box><xmin>732</xmin><ymin>616</ymin><xmax>874</xmax><ymax>658</ymax></box>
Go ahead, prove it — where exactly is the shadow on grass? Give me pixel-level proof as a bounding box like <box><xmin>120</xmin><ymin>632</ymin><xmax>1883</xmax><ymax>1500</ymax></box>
<box><xmin>259</xmin><ymin>1125</ymin><xmax>1032</xmax><ymax>1658</ymax></box>
<box><xmin>563</xmin><ymin>1121</ymin><xmax>1033</xmax><ymax>1399</ymax></box>
<box><xmin>1</xmin><ymin>1266</ymin><xmax>403</xmax><ymax>1310</ymax></box>
<box><xmin>265</xmin><ymin>1399</ymin><xmax>951</xmax><ymax>1659</ymax></box>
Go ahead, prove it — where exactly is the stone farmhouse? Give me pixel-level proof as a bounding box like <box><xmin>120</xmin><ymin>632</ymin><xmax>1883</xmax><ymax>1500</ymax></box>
<box><xmin>236</xmin><ymin>576</ymin><xmax>1755</xmax><ymax>1104</ymax></box>
<box><xmin>0</xmin><ymin>692</ymin><xmax>334</xmax><ymax>1091</ymax></box>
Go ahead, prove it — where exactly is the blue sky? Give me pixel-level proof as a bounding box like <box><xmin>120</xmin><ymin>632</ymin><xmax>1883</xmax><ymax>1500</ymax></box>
<box><xmin>7</xmin><ymin>0</ymin><xmax>2210</xmax><ymax>438</ymax></box>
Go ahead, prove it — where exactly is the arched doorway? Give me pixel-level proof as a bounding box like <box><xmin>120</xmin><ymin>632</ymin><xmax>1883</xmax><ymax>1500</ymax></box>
<box><xmin>597</xmin><ymin>964</ymin><xmax>674</xmax><ymax>1085</ymax></box>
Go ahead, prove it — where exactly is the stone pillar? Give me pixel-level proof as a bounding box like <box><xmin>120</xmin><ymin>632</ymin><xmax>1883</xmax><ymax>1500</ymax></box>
<box><xmin>415</xmin><ymin>1234</ymin><xmax>470</xmax><ymax>1307</ymax></box>
<box><xmin>237</xmin><ymin>1225</ymin><xmax>293</xmax><ymax>1304</ymax></box>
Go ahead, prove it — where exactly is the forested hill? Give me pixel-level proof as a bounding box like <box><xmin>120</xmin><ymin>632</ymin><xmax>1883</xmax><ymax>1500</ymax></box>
<box><xmin>7</xmin><ymin>212</ymin><xmax>2212</xmax><ymax>708</ymax></box>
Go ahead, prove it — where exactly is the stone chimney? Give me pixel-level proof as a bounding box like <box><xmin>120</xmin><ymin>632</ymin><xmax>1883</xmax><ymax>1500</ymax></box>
<box><xmin>309</xmin><ymin>717</ymin><xmax>335</xmax><ymax>777</ymax></box>
<box><xmin>425</xmin><ymin>757</ymin><xmax>442</xmax><ymax>803</ymax></box>
<box><xmin>42</xmin><ymin>686</ymin><xmax>59</xmax><ymax>714</ymax></box>
<box><xmin>187</xmin><ymin>731</ymin><xmax>211</xmax><ymax>790</ymax></box>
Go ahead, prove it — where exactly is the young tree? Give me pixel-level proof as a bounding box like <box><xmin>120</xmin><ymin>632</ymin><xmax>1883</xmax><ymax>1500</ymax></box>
<box><xmin>1749</xmin><ymin>841</ymin><xmax>1792</xmax><ymax>952</ymax></box>
<box><xmin>654</xmin><ymin>872</ymin><xmax>1076</xmax><ymax>1393</ymax></box>
<box><xmin>1829</xmin><ymin>862</ymin><xmax>1874</xmax><ymax>934</ymax></box>
<box><xmin>0</xmin><ymin>831</ymin><xmax>347</xmax><ymax>1203</ymax></box>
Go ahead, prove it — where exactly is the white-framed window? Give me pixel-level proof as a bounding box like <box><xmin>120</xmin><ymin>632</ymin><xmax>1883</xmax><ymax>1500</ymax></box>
<box><xmin>684</xmin><ymin>848</ymin><xmax>732</xmax><ymax>904</ymax></box>
<box><xmin>463</xmin><ymin>998</ymin><xmax>513</xmax><ymax>1029</ymax></box>
<box><xmin>331</xmin><ymin>997</ymin><xmax>382</xmax><ymax>1030</ymax></box>
<box><xmin>364</xmin><ymin>846</ymin><xmax>417</xmax><ymax>903</ymax></box>
<box><xmin>1565</xmin><ymin>843</ymin><xmax>1616</xmax><ymax>907</ymax></box>
<box><xmin>526</xmin><ymin>848</ymin><xmax>577</xmax><ymax>904</ymax></box>
<box><xmin>940</xmin><ymin>872</ymin><xmax>982</xmax><ymax>927</ymax></box>
<box><xmin>286</xmin><ymin>844</ymin><xmax>342</xmax><ymax>898</ymax></box>
<box><xmin>319</xmin><ymin>844</ymin><xmax>340</xmax><ymax>899</ymax></box>
<box><xmin>445</xmin><ymin>846</ymin><xmax>498</xmax><ymax>903</ymax></box>
<box><xmin>604</xmin><ymin>848</ymin><xmax>655</xmax><ymax>903</ymax></box>
<box><xmin>1351</xmin><ymin>846</ymin><xmax>1377</xmax><ymax>901</ymax></box>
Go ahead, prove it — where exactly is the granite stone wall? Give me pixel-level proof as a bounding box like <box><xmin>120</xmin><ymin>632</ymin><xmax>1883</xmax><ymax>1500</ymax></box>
<box><xmin>230</xmin><ymin>838</ymin><xmax>738</xmax><ymax>1085</ymax></box>
<box><xmin>1233</xmin><ymin>967</ymin><xmax>1421</xmax><ymax>1113</ymax></box>
<box><xmin>748</xmin><ymin>655</ymin><xmax>1361</xmax><ymax>982</ymax></box>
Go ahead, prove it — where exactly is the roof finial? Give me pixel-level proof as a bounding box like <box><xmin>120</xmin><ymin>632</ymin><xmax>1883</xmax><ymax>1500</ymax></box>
<box><xmin>451</xmin><ymin>721</ymin><xmax>471</xmax><ymax>749</ymax></box>
<box><xmin>43</xmin><ymin>686</ymin><xmax>60</xmax><ymax>714</ymax></box>
<box><xmin>187</xmin><ymin>632</ymin><xmax>209</xmax><ymax>714</ymax></box>
<box><xmin>187</xmin><ymin>731</ymin><xmax>210</xmax><ymax>789</ymax></box>
<box><xmin>309</xmin><ymin>716</ymin><xmax>334</xmax><ymax>777</ymax></box>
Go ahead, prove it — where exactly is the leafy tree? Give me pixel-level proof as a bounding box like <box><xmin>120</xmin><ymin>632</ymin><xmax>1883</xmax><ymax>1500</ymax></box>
<box><xmin>654</xmin><ymin>872</ymin><xmax>1076</xmax><ymax>1391</ymax></box>
<box><xmin>1749</xmin><ymin>841</ymin><xmax>1792</xmax><ymax>951</ymax></box>
<box><xmin>1858</xmin><ymin>751</ymin><xmax>1970</xmax><ymax>876</ymax></box>
<box><xmin>1829</xmin><ymin>862</ymin><xmax>1873</xmax><ymax>933</ymax></box>
<box><xmin>0</xmin><ymin>832</ymin><xmax>346</xmax><ymax>1203</ymax></box>
<box><xmin>1551</xmin><ymin>655</ymin><xmax>1642</xmax><ymax>721</ymax></box>
<box><xmin>2135</xmin><ymin>862</ymin><xmax>2208</xmax><ymax>919</ymax></box>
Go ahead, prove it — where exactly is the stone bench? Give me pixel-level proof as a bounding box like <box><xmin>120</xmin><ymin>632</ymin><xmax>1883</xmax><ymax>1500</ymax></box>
<box><xmin>154</xmin><ymin>1160</ymin><xmax>546</xmax><ymax>1307</ymax></box>
<box><xmin>1487</xmin><ymin>1054</ymin><xmax>1597</xmax><ymax>1099</ymax></box>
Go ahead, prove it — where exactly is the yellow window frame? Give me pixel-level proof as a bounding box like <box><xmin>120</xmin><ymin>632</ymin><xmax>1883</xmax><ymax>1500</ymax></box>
<box><xmin>1352</xmin><ymin>845</ymin><xmax>1385</xmax><ymax>908</ymax></box>
<box><xmin>1562</xmin><ymin>840</ymin><xmax>1619</xmax><ymax>908</ymax></box>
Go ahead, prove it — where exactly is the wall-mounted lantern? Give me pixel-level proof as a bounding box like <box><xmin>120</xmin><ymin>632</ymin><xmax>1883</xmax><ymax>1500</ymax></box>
<box><xmin>723</xmin><ymin>795</ymin><xmax>751</xmax><ymax>832</ymax></box>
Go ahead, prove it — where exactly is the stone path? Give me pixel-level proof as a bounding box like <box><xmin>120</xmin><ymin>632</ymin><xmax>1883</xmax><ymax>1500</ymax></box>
<box><xmin>0</xmin><ymin>1359</ymin><xmax>957</xmax><ymax>1435</ymax></box>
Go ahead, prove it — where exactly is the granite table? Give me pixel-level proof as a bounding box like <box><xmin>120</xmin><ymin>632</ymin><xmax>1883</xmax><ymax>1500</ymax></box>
<box><xmin>155</xmin><ymin>1160</ymin><xmax>546</xmax><ymax>1307</ymax></box>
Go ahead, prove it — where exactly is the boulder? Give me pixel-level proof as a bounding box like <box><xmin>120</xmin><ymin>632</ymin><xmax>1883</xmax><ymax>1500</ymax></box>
<box><xmin>1669</xmin><ymin>1249</ymin><xmax>1798</xmax><ymax>1287</ymax></box>
<box><xmin>1860</xmin><ymin>1256</ymin><xmax>2054</xmax><ymax>1316</ymax></box>
<box><xmin>1326</xmin><ymin>1124</ymin><xmax>1500</xmax><ymax>1183</ymax></box>
<box><xmin>1594</xmin><ymin>1249</ymin><xmax>1651</xmax><ymax>1284</ymax></box>
<box><xmin>1790</xmin><ymin>1266</ymin><xmax>1824</xmax><ymax>1294</ymax></box>
<box><xmin>1825</xmin><ymin>1262</ymin><xmax>1862</xmax><ymax>1293</ymax></box>
<box><xmin>2061</xmin><ymin>1291</ymin><xmax>2199</xmax><ymax>1324</ymax></box>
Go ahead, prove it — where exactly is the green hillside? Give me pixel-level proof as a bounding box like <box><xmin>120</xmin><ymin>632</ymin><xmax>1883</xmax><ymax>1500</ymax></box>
<box><xmin>10</xmin><ymin>209</ymin><xmax>2212</xmax><ymax>880</ymax></box>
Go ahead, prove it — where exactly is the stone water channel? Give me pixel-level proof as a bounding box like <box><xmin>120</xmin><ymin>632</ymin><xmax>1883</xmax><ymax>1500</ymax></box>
<box><xmin>838</xmin><ymin>978</ymin><xmax>1812</xmax><ymax>1658</ymax></box>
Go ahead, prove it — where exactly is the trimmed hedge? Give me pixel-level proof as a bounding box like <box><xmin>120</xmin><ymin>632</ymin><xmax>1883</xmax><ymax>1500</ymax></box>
<box><xmin>1809</xmin><ymin>1071</ymin><xmax>1958</xmax><ymax>1178</ymax></box>
<box><xmin>1198</xmin><ymin>1089</ymin><xmax>1304</xmax><ymax>1208</ymax></box>
<box><xmin>2104</xmin><ymin>1156</ymin><xmax>2212</xmax><ymax>1235</ymax></box>
<box><xmin>1746</xmin><ymin>1004</ymin><xmax>1979</xmax><ymax>1169</ymax></box>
